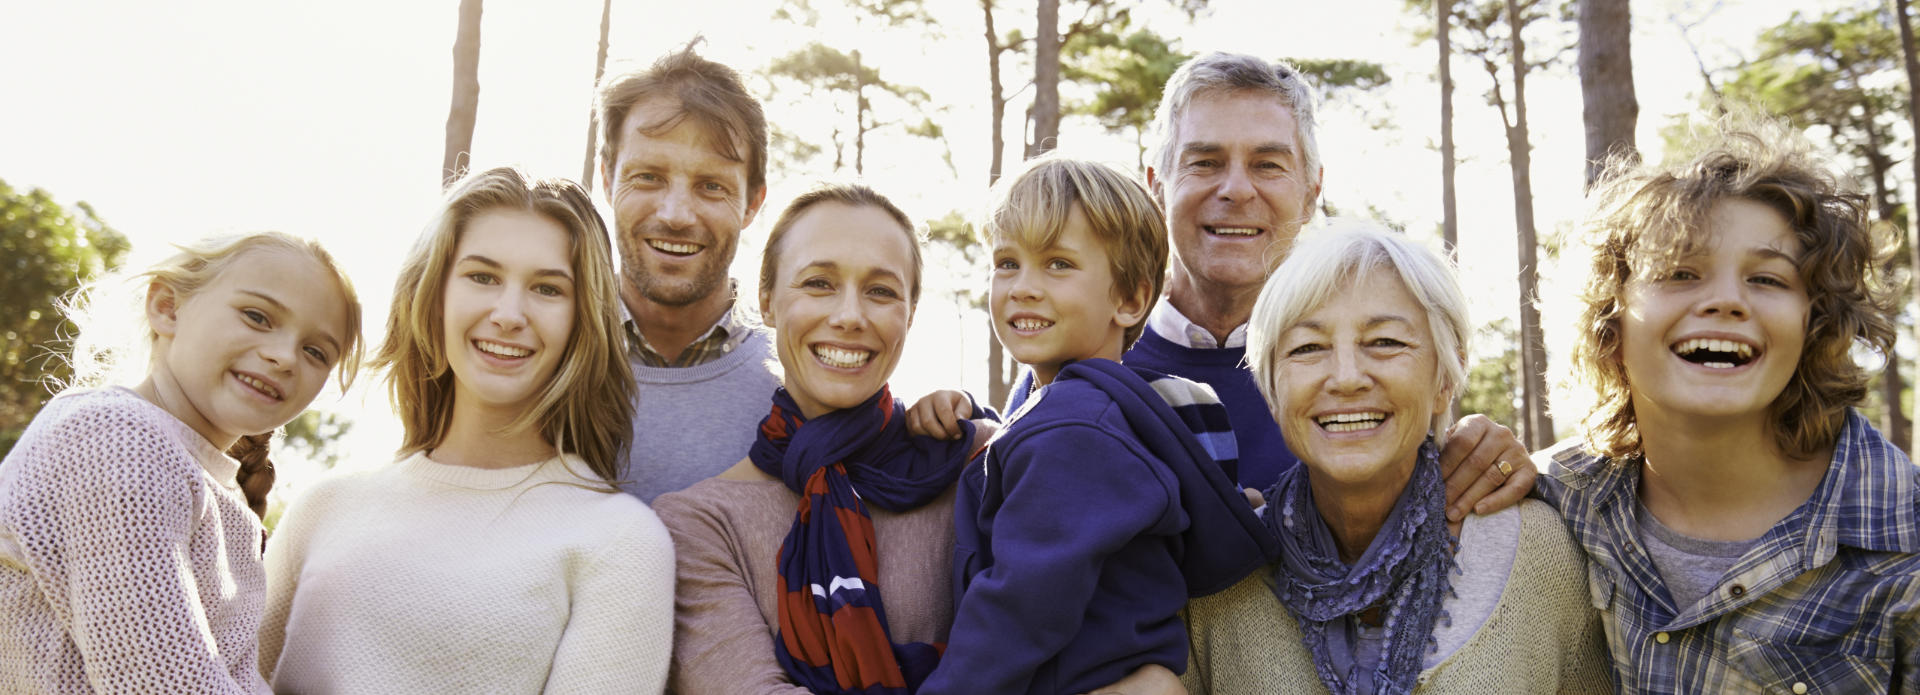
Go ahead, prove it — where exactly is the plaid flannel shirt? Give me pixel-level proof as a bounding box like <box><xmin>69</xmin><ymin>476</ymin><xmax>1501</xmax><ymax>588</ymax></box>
<box><xmin>624</xmin><ymin>294</ymin><xmax>757</xmax><ymax>369</ymax></box>
<box><xmin>1537</xmin><ymin>410</ymin><xmax>1920</xmax><ymax>694</ymax></box>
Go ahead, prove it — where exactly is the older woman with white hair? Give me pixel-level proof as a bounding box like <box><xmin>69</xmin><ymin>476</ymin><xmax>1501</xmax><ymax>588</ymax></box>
<box><xmin>1180</xmin><ymin>220</ymin><xmax>1610</xmax><ymax>694</ymax></box>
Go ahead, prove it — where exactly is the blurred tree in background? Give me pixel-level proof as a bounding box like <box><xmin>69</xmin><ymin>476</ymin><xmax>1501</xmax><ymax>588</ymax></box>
<box><xmin>0</xmin><ymin>179</ymin><xmax>130</xmax><ymax>456</ymax></box>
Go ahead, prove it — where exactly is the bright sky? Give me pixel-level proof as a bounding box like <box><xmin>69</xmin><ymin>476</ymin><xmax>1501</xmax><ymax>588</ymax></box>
<box><xmin>0</xmin><ymin>0</ymin><xmax>1838</xmax><ymax>493</ymax></box>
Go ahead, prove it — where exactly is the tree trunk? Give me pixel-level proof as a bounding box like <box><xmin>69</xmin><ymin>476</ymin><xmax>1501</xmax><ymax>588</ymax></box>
<box><xmin>984</xmin><ymin>0</ymin><xmax>1012</xmax><ymax>409</ymax></box>
<box><xmin>1578</xmin><ymin>0</ymin><xmax>1638</xmax><ymax>188</ymax></box>
<box><xmin>1895</xmin><ymin>0</ymin><xmax>1920</xmax><ymax>455</ymax></box>
<box><xmin>1029</xmin><ymin>0</ymin><xmax>1061</xmax><ymax>158</ymax></box>
<box><xmin>1862</xmin><ymin>118</ymin><xmax>1912</xmax><ymax>451</ymax></box>
<box><xmin>1439</xmin><ymin>0</ymin><xmax>1459</xmax><ymax>258</ymax></box>
<box><xmin>581</xmin><ymin>0</ymin><xmax>611</xmax><ymax>188</ymax></box>
<box><xmin>442</xmin><ymin>0</ymin><xmax>483</xmax><ymax>187</ymax></box>
<box><xmin>1507</xmin><ymin>0</ymin><xmax>1555</xmax><ymax>448</ymax></box>
<box><xmin>855</xmin><ymin>49</ymin><xmax>868</xmax><ymax>176</ymax></box>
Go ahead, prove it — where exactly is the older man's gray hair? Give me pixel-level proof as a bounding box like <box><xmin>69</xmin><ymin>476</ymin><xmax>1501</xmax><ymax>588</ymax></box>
<box><xmin>1150</xmin><ymin>52</ymin><xmax>1322</xmax><ymax>200</ymax></box>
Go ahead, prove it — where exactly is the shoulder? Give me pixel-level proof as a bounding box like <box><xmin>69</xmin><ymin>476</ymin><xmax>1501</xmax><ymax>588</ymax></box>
<box><xmin>5</xmin><ymin>389</ymin><xmax>204</xmax><ymax>493</ymax></box>
<box><xmin>1499</xmin><ymin>500</ymin><xmax>1591</xmax><ymax>595</ymax></box>
<box><xmin>653</xmin><ymin>477</ymin><xmax>793</xmax><ymax>540</ymax></box>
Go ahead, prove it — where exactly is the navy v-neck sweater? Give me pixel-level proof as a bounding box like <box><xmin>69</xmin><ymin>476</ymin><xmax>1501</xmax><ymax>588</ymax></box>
<box><xmin>1122</xmin><ymin>326</ymin><xmax>1299</xmax><ymax>492</ymax></box>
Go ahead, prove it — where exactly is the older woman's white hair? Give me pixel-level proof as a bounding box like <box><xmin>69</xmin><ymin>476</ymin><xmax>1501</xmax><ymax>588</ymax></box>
<box><xmin>1245</xmin><ymin>218</ymin><xmax>1470</xmax><ymax>427</ymax></box>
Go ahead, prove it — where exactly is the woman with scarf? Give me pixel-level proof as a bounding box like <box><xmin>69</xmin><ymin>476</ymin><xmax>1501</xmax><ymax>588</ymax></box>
<box><xmin>1180</xmin><ymin>221</ymin><xmax>1612</xmax><ymax>694</ymax></box>
<box><xmin>653</xmin><ymin>183</ymin><xmax>1179</xmax><ymax>695</ymax></box>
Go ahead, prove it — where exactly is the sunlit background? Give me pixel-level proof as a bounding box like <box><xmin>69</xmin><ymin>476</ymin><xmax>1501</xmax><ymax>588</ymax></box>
<box><xmin>0</xmin><ymin>0</ymin><xmax>1881</xmax><ymax>511</ymax></box>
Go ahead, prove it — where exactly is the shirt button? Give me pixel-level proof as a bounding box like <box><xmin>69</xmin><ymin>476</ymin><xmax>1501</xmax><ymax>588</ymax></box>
<box><xmin>1729</xmin><ymin>584</ymin><xmax>1746</xmax><ymax>598</ymax></box>
<box><xmin>1792</xmin><ymin>682</ymin><xmax>1808</xmax><ymax>694</ymax></box>
<box><xmin>1655</xmin><ymin>632</ymin><xmax>1670</xmax><ymax>644</ymax></box>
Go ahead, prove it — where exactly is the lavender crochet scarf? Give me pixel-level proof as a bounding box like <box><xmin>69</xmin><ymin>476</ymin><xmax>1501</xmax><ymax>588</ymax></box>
<box><xmin>1262</xmin><ymin>439</ymin><xmax>1458</xmax><ymax>695</ymax></box>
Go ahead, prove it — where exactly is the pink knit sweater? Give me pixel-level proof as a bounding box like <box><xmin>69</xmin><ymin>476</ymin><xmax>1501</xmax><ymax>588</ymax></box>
<box><xmin>0</xmin><ymin>387</ymin><xmax>270</xmax><ymax>694</ymax></box>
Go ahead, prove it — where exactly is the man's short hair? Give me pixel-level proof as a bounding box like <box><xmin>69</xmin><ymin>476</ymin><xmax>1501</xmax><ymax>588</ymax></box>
<box><xmin>984</xmin><ymin>154</ymin><xmax>1168</xmax><ymax>349</ymax></box>
<box><xmin>1568</xmin><ymin>116</ymin><xmax>1898</xmax><ymax>460</ymax></box>
<box><xmin>596</xmin><ymin>40</ymin><xmax>768</xmax><ymax>198</ymax></box>
<box><xmin>1245</xmin><ymin>219</ymin><xmax>1470</xmax><ymax>429</ymax></box>
<box><xmin>1150</xmin><ymin>52</ymin><xmax>1322</xmax><ymax>200</ymax></box>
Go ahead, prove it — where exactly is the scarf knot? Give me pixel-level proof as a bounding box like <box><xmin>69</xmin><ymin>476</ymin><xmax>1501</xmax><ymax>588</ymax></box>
<box><xmin>753</xmin><ymin>386</ymin><xmax>980</xmax><ymax>694</ymax></box>
<box><xmin>1262</xmin><ymin>439</ymin><xmax>1458</xmax><ymax>695</ymax></box>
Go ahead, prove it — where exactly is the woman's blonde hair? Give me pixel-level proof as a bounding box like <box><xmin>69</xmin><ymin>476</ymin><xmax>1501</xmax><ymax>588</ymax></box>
<box><xmin>373</xmin><ymin>167</ymin><xmax>635</xmax><ymax>482</ymax></box>
<box><xmin>1569</xmin><ymin>118</ymin><xmax>1897</xmax><ymax>460</ymax></box>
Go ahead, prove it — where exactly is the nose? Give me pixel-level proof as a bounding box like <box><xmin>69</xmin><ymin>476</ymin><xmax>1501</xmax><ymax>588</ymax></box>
<box><xmin>260</xmin><ymin>335</ymin><xmax>297</xmax><ymax>372</ymax></box>
<box><xmin>654</xmin><ymin>185</ymin><xmax>697</xmax><ymax>231</ymax></box>
<box><xmin>826</xmin><ymin>288</ymin><xmax>864</xmax><ymax>332</ymax></box>
<box><xmin>1326</xmin><ymin>345</ymin><xmax>1370</xmax><ymax>394</ymax></box>
<box><xmin>1697</xmin><ymin>273</ymin><xmax>1750</xmax><ymax>319</ymax></box>
<box><xmin>1006</xmin><ymin>267</ymin><xmax>1042</xmax><ymax>303</ymax></box>
<box><xmin>490</xmin><ymin>288</ymin><xmax>529</xmax><ymax>331</ymax></box>
<box><xmin>1216</xmin><ymin>162</ymin><xmax>1255</xmax><ymax>204</ymax></box>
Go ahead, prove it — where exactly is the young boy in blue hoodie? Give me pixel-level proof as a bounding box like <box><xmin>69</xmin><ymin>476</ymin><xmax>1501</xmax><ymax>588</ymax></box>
<box><xmin>1540</xmin><ymin>120</ymin><xmax>1920</xmax><ymax>691</ymax></box>
<box><xmin>913</xmin><ymin>155</ymin><xmax>1277</xmax><ymax>695</ymax></box>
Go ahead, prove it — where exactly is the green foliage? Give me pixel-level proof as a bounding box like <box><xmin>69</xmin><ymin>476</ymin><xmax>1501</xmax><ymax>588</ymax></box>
<box><xmin>1460</xmin><ymin>318</ymin><xmax>1520</xmax><ymax>430</ymax></box>
<box><xmin>281</xmin><ymin>410</ymin><xmax>352</xmax><ymax>470</ymax></box>
<box><xmin>0</xmin><ymin>179</ymin><xmax>129</xmax><ymax>456</ymax></box>
<box><xmin>765</xmin><ymin>41</ymin><xmax>946</xmax><ymax>174</ymax></box>
<box><xmin>924</xmin><ymin>210</ymin><xmax>989</xmax><ymax>310</ymax></box>
<box><xmin>1062</xmin><ymin>26</ymin><xmax>1188</xmax><ymax>137</ymax></box>
<box><xmin>1291</xmin><ymin>58</ymin><xmax>1392</xmax><ymax>94</ymax></box>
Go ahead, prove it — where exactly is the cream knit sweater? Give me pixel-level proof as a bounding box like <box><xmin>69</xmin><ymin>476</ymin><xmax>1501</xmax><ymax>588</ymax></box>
<box><xmin>1183</xmin><ymin>500</ymin><xmax>1613</xmax><ymax>694</ymax></box>
<box><xmin>0</xmin><ymin>387</ymin><xmax>271</xmax><ymax>694</ymax></box>
<box><xmin>260</xmin><ymin>451</ymin><xmax>675</xmax><ymax>694</ymax></box>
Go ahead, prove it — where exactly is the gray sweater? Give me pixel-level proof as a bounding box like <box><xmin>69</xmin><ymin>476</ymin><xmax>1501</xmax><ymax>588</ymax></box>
<box><xmin>619</xmin><ymin>326</ymin><xmax>781</xmax><ymax>502</ymax></box>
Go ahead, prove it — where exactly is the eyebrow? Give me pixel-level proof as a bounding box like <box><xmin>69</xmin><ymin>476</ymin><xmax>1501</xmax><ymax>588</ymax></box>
<box><xmin>1291</xmin><ymin>315</ymin><xmax>1415</xmax><ymax>332</ymax></box>
<box><xmin>456</xmin><ymin>254</ymin><xmax>574</xmax><ymax>281</ymax></box>
<box><xmin>1181</xmin><ymin>141</ymin><xmax>1296</xmax><ymax>157</ymax></box>
<box><xmin>798</xmin><ymin>260</ymin><xmax>906</xmax><ymax>285</ymax></box>
<box><xmin>1750</xmin><ymin>246</ymin><xmax>1802</xmax><ymax>265</ymax></box>
<box><xmin>241</xmin><ymin>289</ymin><xmax>343</xmax><ymax>354</ymax></box>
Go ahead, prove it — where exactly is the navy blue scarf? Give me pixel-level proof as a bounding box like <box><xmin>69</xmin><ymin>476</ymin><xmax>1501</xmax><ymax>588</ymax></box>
<box><xmin>1263</xmin><ymin>440</ymin><xmax>1457</xmax><ymax>695</ymax></box>
<box><xmin>752</xmin><ymin>385</ymin><xmax>976</xmax><ymax>694</ymax></box>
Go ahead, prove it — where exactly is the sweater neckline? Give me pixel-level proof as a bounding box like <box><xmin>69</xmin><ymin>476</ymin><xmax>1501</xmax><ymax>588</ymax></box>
<box><xmin>104</xmin><ymin>386</ymin><xmax>241</xmax><ymax>486</ymax></box>
<box><xmin>630</xmin><ymin>326</ymin><xmax>774</xmax><ymax>385</ymax></box>
<box><xmin>397</xmin><ymin>450</ymin><xmax>593</xmax><ymax>490</ymax></box>
<box><xmin>1134</xmin><ymin>326</ymin><xmax>1248</xmax><ymax>365</ymax></box>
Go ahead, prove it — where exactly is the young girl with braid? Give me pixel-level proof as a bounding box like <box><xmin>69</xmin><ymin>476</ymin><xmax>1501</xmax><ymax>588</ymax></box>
<box><xmin>0</xmin><ymin>231</ymin><xmax>364</xmax><ymax>694</ymax></box>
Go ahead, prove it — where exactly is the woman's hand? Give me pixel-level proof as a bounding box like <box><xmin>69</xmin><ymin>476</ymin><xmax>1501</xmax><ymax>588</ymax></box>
<box><xmin>1438</xmin><ymin>414</ymin><xmax>1535</xmax><ymax>521</ymax></box>
<box><xmin>1078</xmin><ymin>663</ymin><xmax>1187</xmax><ymax>695</ymax></box>
<box><xmin>907</xmin><ymin>389</ymin><xmax>973</xmax><ymax>440</ymax></box>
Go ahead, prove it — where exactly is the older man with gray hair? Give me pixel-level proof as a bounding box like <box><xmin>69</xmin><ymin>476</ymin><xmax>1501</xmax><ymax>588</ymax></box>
<box><xmin>1130</xmin><ymin>51</ymin><xmax>1531</xmax><ymax>519</ymax></box>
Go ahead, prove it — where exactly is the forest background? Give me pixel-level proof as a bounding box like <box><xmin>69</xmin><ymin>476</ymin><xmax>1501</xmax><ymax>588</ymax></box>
<box><xmin>5</xmin><ymin>0</ymin><xmax>1917</xmax><ymax>525</ymax></box>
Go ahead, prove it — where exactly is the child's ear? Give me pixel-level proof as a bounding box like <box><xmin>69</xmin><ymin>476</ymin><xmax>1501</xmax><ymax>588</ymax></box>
<box><xmin>146</xmin><ymin>282</ymin><xmax>181</xmax><ymax>339</ymax></box>
<box><xmin>1114</xmin><ymin>278</ymin><xmax>1153</xmax><ymax>329</ymax></box>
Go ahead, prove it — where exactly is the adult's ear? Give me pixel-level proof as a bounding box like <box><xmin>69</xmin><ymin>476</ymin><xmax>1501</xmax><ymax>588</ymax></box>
<box><xmin>146</xmin><ymin>282</ymin><xmax>182</xmax><ymax>339</ymax></box>
<box><xmin>741</xmin><ymin>185</ymin><xmax>770</xmax><ymax>229</ymax></box>
<box><xmin>1146</xmin><ymin>166</ymin><xmax>1164</xmax><ymax>206</ymax></box>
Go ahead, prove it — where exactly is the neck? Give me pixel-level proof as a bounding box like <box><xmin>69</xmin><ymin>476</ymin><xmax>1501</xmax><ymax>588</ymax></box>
<box><xmin>432</xmin><ymin>398</ymin><xmax>558</xmax><ymax>469</ymax></box>
<box><xmin>1635</xmin><ymin>406</ymin><xmax>1832</xmax><ymax>541</ymax></box>
<box><xmin>133</xmin><ymin>373</ymin><xmax>238</xmax><ymax>451</ymax></box>
<box><xmin>1165</xmin><ymin>272</ymin><xmax>1256</xmax><ymax>344</ymax></box>
<box><xmin>1308</xmin><ymin>472</ymin><xmax>1408</xmax><ymax>565</ymax></box>
<box><xmin>622</xmin><ymin>281</ymin><xmax>733</xmax><ymax>363</ymax></box>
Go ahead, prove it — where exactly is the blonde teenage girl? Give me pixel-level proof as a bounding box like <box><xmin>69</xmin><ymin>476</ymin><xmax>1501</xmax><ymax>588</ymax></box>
<box><xmin>259</xmin><ymin>167</ymin><xmax>674</xmax><ymax>693</ymax></box>
<box><xmin>0</xmin><ymin>232</ymin><xmax>364</xmax><ymax>694</ymax></box>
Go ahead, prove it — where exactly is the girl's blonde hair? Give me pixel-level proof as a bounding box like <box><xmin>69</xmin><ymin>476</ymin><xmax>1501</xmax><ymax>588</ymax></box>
<box><xmin>61</xmin><ymin>231</ymin><xmax>365</xmax><ymax>518</ymax></box>
<box><xmin>373</xmin><ymin>167</ymin><xmax>635</xmax><ymax>483</ymax></box>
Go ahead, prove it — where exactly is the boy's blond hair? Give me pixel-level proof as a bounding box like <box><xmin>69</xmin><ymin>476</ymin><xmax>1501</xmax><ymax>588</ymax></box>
<box><xmin>1569</xmin><ymin>117</ymin><xmax>1897</xmax><ymax>460</ymax></box>
<box><xmin>984</xmin><ymin>154</ymin><xmax>1168</xmax><ymax>348</ymax></box>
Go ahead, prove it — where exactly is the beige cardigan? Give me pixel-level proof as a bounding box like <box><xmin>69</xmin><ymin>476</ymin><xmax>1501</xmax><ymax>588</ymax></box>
<box><xmin>1183</xmin><ymin>500</ymin><xmax>1613</xmax><ymax>694</ymax></box>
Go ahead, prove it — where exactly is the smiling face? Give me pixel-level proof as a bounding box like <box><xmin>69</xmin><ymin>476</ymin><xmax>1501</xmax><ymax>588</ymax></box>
<box><xmin>991</xmin><ymin>205</ymin><xmax>1149</xmax><ymax>386</ymax></box>
<box><xmin>148</xmin><ymin>247</ymin><xmax>350</xmax><ymax>448</ymax></box>
<box><xmin>1271</xmin><ymin>268</ymin><xmax>1447</xmax><ymax>493</ymax></box>
<box><xmin>1158</xmin><ymin>90</ymin><xmax>1321</xmax><ymax>309</ymax></box>
<box><xmin>760</xmin><ymin>202</ymin><xmax>916</xmax><ymax>419</ymax></box>
<box><xmin>1619</xmin><ymin>198</ymin><xmax>1810</xmax><ymax>428</ymax></box>
<box><xmin>606</xmin><ymin>96</ymin><xmax>764</xmax><ymax>309</ymax></box>
<box><xmin>442</xmin><ymin>209</ymin><xmax>578</xmax><ymax>419</ymax></box>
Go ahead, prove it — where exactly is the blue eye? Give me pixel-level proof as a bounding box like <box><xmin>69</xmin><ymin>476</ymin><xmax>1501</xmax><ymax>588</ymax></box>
<box><xmin>242</xmin><ymin>308</ymin><xmax>269</xmax><ymax>326</ymax></box>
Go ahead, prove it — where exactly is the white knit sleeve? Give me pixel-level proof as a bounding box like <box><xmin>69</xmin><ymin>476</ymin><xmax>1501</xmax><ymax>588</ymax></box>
<box><xmin>542</xmin><ymin>501</ymin><xmax>677</xmax><ymax>694</ymax></box>
<box><xmin>34</xmin><ymin>416</ymin><xmax>264</xmax><ymax>694</ymax></box>
<box><xmin>257</xmin><ymin>477</ymin><xmax>331</xmax><ymax>682</ymax></box>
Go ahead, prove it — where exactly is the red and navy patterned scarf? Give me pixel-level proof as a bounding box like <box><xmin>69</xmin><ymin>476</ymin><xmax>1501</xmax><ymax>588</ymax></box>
<box><xmin>751</xmin><ymin>385</ymin><xmax>979</xmax><ymax>694</ymax></box>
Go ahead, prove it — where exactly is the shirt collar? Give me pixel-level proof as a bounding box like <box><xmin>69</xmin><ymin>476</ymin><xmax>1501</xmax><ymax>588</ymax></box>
<box><xmin>1146</xmin><ymin>298</ymin><xmax>1247</xmax><ymax>349</ymax></box>
<box><xmin>620</xmin><ymin>280</ymin><xmax>758</xmax><ymax>361</ymax></box>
